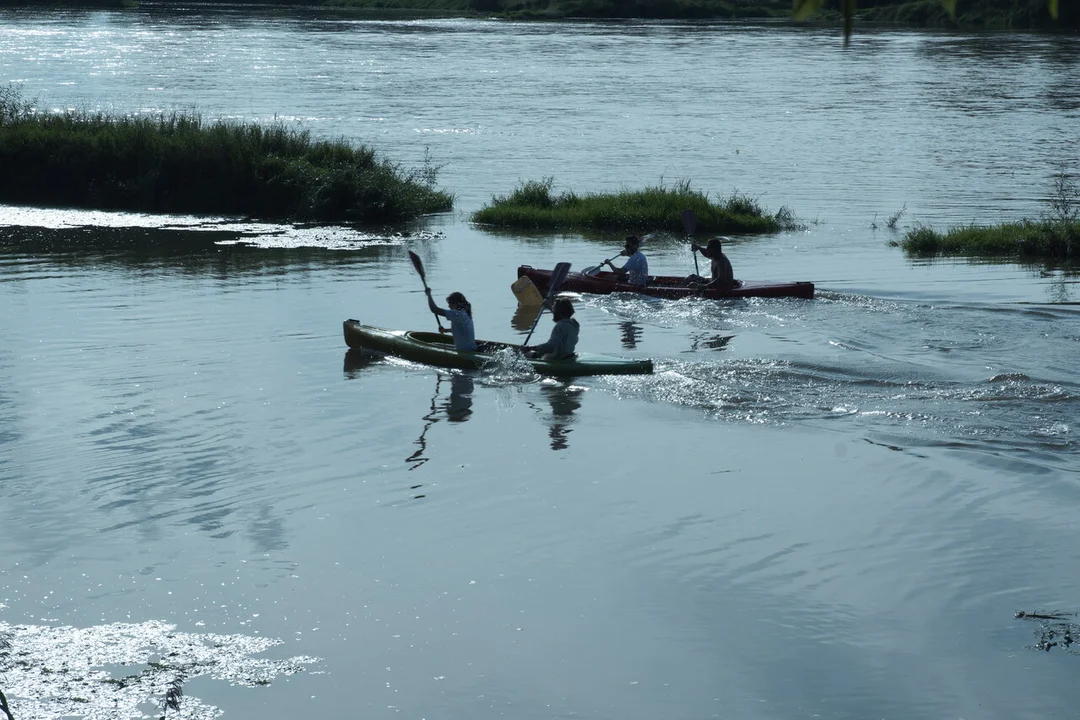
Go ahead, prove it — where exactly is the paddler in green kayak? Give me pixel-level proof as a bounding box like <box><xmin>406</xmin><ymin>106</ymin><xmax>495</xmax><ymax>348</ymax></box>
<box><xmin>425</xmin><ymin>289</ymin><xmax>478</xmax><ymax>351</ymax></box>
<box><xmin>524</xmin><ymin>298</ymin><xmax>580</xmax><ymax>361</ymax></box>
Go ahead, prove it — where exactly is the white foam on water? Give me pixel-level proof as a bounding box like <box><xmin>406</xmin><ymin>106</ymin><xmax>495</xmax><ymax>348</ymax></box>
<box><xmin>0</xmin><ymin>618</ymin><xmax>320</xmax><ymax>720</ymax></box>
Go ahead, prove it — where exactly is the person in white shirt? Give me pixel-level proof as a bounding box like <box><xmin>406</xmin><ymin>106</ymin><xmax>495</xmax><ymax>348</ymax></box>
<box><xmin>605</xmin><ymin>235</ymin><xmax>649</xmax><ymax>286</ymax></box>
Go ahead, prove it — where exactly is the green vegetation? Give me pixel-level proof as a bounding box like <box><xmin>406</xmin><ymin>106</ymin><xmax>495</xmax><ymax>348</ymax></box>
<box><xmin>1</xmin><ymin>0</ymin><xmax>1074</xmax><ymax>27</ymax></box>
<box><xmin>796</xmin><ymin>0</ymin><xmax>1071</xmax><ymax>39</ymax></box>
<box><xmin>856</xmin><ymin>0</ymin><xmax>1073</xmax><ymax>29</ymax></box>
<box><xmin>326</xmin><ymin>0</ymin><xmax>1074</xmax><ymax>27</ymax></box>
<box><xmin>0</xmin><ymin>87</ymin><xmax>452</xmax><ymax>224</ymax></box>
<box><xmin>897</xmin><ymin>220</ymin><xmax>1078</xmax><ymax>258</ymax></box>
<box><xmin>326</xmin><ymin>0</ymin><xmax>790</xmax><ymax>19</ymax></box>
<box><xmin>893</xmin><ymin>167</ymin><xmax>1079</xmax><ymax>259</ymax></box>
<box><xmin>471</xmin><ymin>178</ymin><xmax>802</xmax><ymax>234</ymax></box>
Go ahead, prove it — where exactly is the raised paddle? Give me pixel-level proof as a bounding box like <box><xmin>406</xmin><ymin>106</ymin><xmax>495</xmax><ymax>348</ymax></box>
<box><xmin>407</xmin><ymin>250</ymin><xmax>447</xmax><ymax>333</ymax></box>
<box><xmin>522</xmin><ymin>261</ymin><xmax>571</xmax><ymax>347</ymax></box>
<box><xmin>681</xmin><ymin>209</ymin><xmax>700</xmax><ymax>277</ymax></box>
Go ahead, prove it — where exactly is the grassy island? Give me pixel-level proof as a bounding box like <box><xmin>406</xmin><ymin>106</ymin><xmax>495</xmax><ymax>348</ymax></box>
<box><xmin>471</xmin><ymin>178</ymin><xmax>802</xmax><ymax>234</ymax></box>
<box><xmin>895</xmin><ymin>220</ymin><xmax>1079</xmax><ymax>259</ymax></box>
<box><xmin>0</xmin><ymin>89</ymin><xmax>453</xmax><ymax>224</ymax></box>
<box><xmin>894</xmin><ymin>168</ymin><xmax>1079</xmax><ymax>260</ymax></box>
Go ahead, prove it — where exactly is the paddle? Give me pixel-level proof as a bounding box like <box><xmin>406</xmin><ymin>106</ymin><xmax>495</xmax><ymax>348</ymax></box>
<box><xmin>681</xmin><ymin>209</ymin><xmax>700</xmax><ymax>277</ymax></box>
<box><xmin>582</xmin><ymin>252</ymin><xmax>623</xmax><ymax>277</ymax></box>
<box><xmin>408</xmin><ymin>250</ymin><xmax>447</xmax><ymax>333</ymax></box>
<box><xmin>522</xmin><ymin>262</ymin><xmax>571</xmax><ymax>347</ymax></box>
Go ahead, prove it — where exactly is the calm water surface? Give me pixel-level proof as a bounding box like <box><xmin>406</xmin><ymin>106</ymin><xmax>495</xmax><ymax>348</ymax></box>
<box><xmin>1</xmin><ymin>6</ymin><xmax>1079</xmax><ymax>719</ymax></box>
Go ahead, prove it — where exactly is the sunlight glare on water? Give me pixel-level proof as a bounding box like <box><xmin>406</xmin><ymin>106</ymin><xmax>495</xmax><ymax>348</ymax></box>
<box><xmin>1</xmin><ymin>8</ymin><xmax>1079</xmax><ymax>720</ymax></box>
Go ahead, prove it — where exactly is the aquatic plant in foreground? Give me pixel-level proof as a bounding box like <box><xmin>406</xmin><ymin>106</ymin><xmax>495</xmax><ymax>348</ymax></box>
<box><xmin>471</xmin><ymin>178</ymin><xmax>803</xmax><ymax>234</ymax></box>
<box><xmin>0</xmin><ymin>87</ymin><xmax>453</xmax><ymax>223</ymax></box>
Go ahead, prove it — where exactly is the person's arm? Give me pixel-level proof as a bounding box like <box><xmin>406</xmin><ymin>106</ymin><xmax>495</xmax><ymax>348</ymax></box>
<box><xmin>527</xmin><ymin>324</ymin><xmax>563</xmax><ymax>356</ymax></box>
<box><xmin>605</xmin><ymin>248</ymin><xmax>635</xmax><ymax>276</ymax></box>
<box><xmin>604</xmin><ymin>259</ymin><xmax>628</xmax><ymax>277</ymax></box>
<box><xmin>424</xmin><ymin>288</ymin><xmax>447</xmax><ymax>317</ymax></box>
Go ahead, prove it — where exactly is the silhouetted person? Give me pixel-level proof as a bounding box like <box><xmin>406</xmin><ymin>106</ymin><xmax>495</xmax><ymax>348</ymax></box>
<box><xmin>524</xmin><ymin>298</ymin><xmax>579</xmax><ymax>361</ymax></box>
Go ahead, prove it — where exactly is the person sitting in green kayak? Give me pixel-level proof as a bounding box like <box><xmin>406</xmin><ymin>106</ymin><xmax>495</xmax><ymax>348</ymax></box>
<box><xmin>605</xmin><ymin>235</ymin><xmax>649</xmax><ymax>286</ymax></box>
<box><xmin>425</xmin><ymin>289</ymin><xmax>478</xmax><ymax>351</ymax></box>
<box><xmin>524</xmin><ymin>298</ymin><xmax>579</xmax><ymax>361</ymax></box>
<box><xmin>687</xmin><ymin>237</ymin><xmax>738</xmax><ymax>290</ymax></box>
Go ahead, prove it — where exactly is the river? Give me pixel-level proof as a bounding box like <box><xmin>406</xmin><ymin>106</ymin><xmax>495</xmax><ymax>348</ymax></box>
<box><xmin>1</xmin><ymin>5</ymin><xmax>1078</xmax><ymax>719</ymax></box>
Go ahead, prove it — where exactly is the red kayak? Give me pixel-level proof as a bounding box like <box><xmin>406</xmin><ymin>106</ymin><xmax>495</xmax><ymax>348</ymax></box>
<box><xmin>518</xmin><ymin>266</ymin><xmax>815</xmax><ymax>300</ymax></box>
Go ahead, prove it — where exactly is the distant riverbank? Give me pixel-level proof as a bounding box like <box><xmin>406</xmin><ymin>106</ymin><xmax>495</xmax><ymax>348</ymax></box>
<box><xmin>323</xmin><ymin>0</ymin><xmax>1077</xmax><ymax>29</ymax></box>
<box><xmin>2</xmin><ymin>0</ymin><xmax>1076</xmax><ymax>30</ymax></box>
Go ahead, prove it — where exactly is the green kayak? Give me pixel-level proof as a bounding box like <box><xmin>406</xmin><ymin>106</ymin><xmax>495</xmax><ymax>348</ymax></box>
<box><xmin>343</xmin><ymin>320</ymin><xmax>653</xmax><ymax>377</ymax></box>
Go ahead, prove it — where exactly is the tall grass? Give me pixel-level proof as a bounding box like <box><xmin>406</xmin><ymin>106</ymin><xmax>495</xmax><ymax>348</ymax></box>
<box><xmin>470</xmin><ymin>178</ymin><xmax>803</xmax><ymax>234</ymax></box>
<box><xmin>895</xmin><ymin>166</ymin><xmax>1080</xmax><ymax>259</ymax></box>
<box><xmin>897</xmin><ymin>220</ymin><xmax>1078</xmax><ymax>258</ymax></box>
<box><xmin>0</xmin><ymin>88</ymin><xmax>452</xmax><ymax>223</ymax></box>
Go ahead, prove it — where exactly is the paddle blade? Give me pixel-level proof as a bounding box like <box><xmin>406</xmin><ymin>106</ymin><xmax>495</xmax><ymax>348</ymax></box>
<box><xmin>544</xmin><ymin>262</ymin><xmax>572</xmax><ymax>306</ymax></box>
<box><xmin>408</xmin><ymin>250</ymin><xmax>427</xmax><ymax>282</ymax></box>
<box><xmin>582</xmin><ymin>265</ymin><xmax>601</xmax><ymax>277</ymax></box>
<box><xmin>681</xmin><ymin>209</ymin><xmax>696</xmax><ymax>235</ymax></box>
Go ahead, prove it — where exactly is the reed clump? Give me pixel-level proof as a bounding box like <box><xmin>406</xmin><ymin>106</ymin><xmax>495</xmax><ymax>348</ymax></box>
<box><xmin>0</xmin><ymin>88</ymin><xmax>452</xmax><ymax>223</ymax></box>
<box><xmin>471</xmin><ymin>178</ymin><xmax>803</xmax><ymax>234</ymax></box>
<box><xmin>897</xmin><ymin>220</ymin><xmax>1079</xmax><ymax>258</ymax></box>
<box><xmin>895</xmin><ymin>167</ymin><xmax>1080</xmax><ymax>259</ymax></box>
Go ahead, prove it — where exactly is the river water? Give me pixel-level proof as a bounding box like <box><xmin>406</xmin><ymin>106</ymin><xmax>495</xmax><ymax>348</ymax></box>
<box><xmin>1</xmin><ymin>5</ymin><xmax>1079</xmax><ymax>719</ymax></box>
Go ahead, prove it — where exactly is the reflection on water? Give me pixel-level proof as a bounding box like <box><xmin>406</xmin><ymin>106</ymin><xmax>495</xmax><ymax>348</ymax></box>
<box><xmin>541</xmin><ymin>382</ymin><xmax>584</xmax><ymax>451</ymax></box>
<box><xmin>445</xmin><ymin>373</ymin><xmax>475</xmax><ymax>422</ymax></box>
<box><xmin>406</xmin><ymin>373</ymin><xmax>474</xmax><ymax>480</ymax></box>
<box><xmin>619</xmin><ymin>320</ymin><xmax>642</xmax><ymax>349</ymax></box>
<box><xmin>343</xmin><ymin>348</ymin><xmax>380</xmax><ymax>376</ymax></box>
<box><xmin>511</xmin><ymin>303</ymin><xmax>541</xmax><ymax>332</ymax></box>
<box><xmin>0</xmin><ymin>222</ymin><xmax>410</xmax><ymax>278</ymax></box>
<box><xmin>688</xmin><ymin>332</ymin><xmax>734</xmax><ymax>351</ymax></box>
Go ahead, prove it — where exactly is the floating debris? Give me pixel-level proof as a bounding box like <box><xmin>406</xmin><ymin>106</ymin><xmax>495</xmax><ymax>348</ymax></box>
<box><xmin>1014</xmin><ymin>610</ymin><xmax>1069</xmax><ymax>620</ymax></box>
<box><xmin>1015</xmin><ymin>610</ymin><xmax>1079</xmax><ymax>654</ymax></box>
<box><xmin>0</xmin><ymin>619</ymin><xmax>320</xmax><ymax>720</ymax></box>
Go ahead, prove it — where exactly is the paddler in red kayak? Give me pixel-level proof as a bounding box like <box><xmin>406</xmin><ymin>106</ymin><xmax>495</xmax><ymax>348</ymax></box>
<box><xmin>605</xmin><ymin>235</ymin><xmax>649</xmax><ymax>286</ymax></box>
<box><xmin>688</xmin><ymin>237</ymin><xmax>738</xmax><ymax>290</ymax></box>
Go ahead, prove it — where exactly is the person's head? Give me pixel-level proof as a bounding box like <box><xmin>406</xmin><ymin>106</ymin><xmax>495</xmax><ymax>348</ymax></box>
<box><xmin>705</xmin><ymin>238</ymin><xmax>723</xmax><ymax>257</ymax></box>
<box><xmin>623</xmin><ymin>235</ymin><xmax>641</xmax><ymax>254</ymax></box>
<box><xmin>552</xmin><ymin>298</ymin><xmax>575</xmax><ymax>322</ymax></box>
<box><xmin>446</xmin><ymin>291</ymin><xmax>472</xmax><ymax>317</ymax></box>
